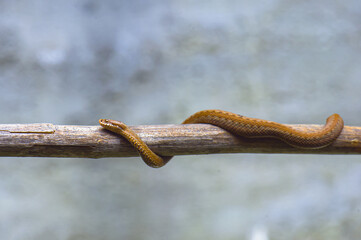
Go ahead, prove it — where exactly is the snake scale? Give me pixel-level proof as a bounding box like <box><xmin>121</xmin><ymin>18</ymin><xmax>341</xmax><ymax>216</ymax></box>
<box><xmin>99</xmin><ymin>109</ymin><xmax>344</xmax><ymax>168</ymax></box>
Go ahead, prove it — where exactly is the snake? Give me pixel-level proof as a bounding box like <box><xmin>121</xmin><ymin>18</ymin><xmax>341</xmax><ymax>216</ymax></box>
<box><xmin>99</xmin><ymin>109</ymin><xmax>344</xmax><ymax>168</ymax></box>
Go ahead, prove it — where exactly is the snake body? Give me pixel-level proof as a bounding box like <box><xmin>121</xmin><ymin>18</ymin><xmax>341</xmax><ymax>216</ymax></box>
<box><xmin>99</xmin><ymin>109</ymin><xmax>344</xmax><ymax>168</ymax></box>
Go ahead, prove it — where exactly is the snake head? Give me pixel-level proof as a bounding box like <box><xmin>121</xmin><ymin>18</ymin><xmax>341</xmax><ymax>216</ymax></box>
<box><xmin>99</xmin><ymin>119</ymin><xmax>128</xmax><ymax>130</ymax></box>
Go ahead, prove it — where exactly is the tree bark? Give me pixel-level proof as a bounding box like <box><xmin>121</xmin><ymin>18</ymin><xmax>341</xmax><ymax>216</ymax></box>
<box><xmin>0</xmin><ymin>123</ymin><xmax>360</xmax><ymax>158</ymax></box>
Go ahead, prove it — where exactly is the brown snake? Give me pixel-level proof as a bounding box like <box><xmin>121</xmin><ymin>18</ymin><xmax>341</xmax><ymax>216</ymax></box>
<box><xmin>99</xmin><ymin>109</ymin><xmax>344</xmax><ymax>168</ymax></box>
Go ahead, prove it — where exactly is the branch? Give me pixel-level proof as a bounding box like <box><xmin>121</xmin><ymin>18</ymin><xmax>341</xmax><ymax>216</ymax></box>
<box><xmin>0</xmin><ymin>123</ymin><xmax>360</xmax><ymax>158</ymax></box>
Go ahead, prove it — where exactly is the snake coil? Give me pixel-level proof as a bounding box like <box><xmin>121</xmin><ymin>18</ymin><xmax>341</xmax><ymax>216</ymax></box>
<box><xmin>99</xmin><ymin>109</ymin><xmax>344</xmax><ymax>168</ymax></box>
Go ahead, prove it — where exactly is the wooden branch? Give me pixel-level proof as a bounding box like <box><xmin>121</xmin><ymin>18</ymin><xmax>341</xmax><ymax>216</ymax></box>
<box><xmin>0</xmin><ymin>123</ymin><xmax>360</xmax><ymax>158</ymax></box>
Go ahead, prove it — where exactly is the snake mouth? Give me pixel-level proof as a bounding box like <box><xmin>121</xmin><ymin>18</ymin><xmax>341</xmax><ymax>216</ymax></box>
<box><xmin>99</xmin><ymin>119</ymin><xmax>128</xmax><ymax>130</ymax></box>
<box><xmin>99</xmin><ymin>119</ymin><xmax>111</xmax><ymax>126</ymax></box>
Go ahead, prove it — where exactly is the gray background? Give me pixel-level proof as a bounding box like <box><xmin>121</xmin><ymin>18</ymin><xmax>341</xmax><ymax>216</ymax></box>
<box><xmin>0</xmin><ymin>0</ymin><xmax>361</xmax><ymax>239</ymax></box>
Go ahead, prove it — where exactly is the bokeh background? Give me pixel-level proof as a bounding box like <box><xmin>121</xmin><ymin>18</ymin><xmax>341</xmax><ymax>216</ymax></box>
<box><xmin>1</xmin><ymin>1</ymin><xmax>361</xmax><ymax>239</ymax></box>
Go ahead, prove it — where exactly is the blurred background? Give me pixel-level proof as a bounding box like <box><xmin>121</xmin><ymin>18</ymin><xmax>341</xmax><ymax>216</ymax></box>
<box><xmin>0</xmin><ymin>0</ymin><xmax>361</xmax><ymax>239</ymax></box>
